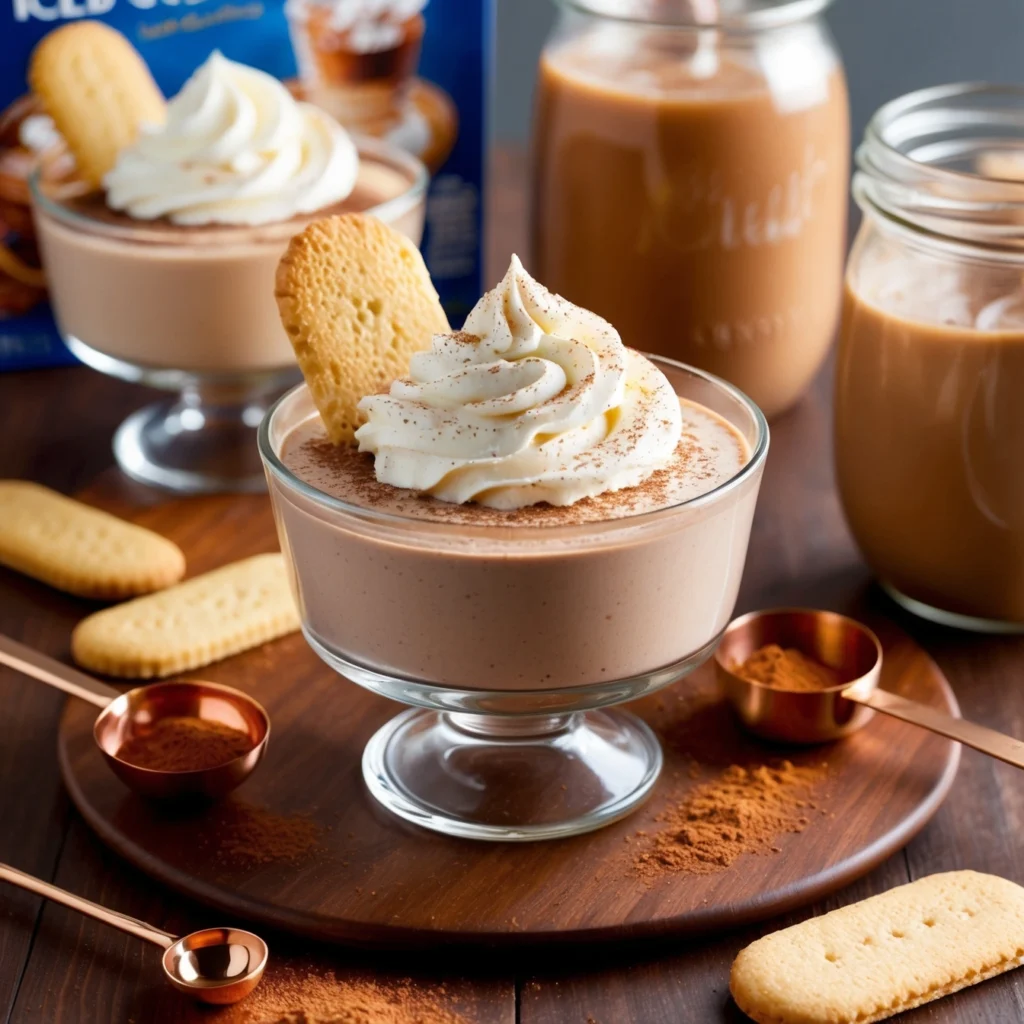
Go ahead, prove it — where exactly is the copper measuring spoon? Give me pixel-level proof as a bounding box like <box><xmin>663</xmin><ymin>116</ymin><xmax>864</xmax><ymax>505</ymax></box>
<box><xmin>0</xmin><ymin>861</ymin><xmax>266</xmax><ymax>1004</ymax></box>
<box><xmin>716</xmin><ymin>608</ymin><xmax>1024</xmax><ymax>768</ymax></box>
<box><xmin>0</xmin><ymin>634</ymin><xmax>269</xmax><ymax>799</ymax></box>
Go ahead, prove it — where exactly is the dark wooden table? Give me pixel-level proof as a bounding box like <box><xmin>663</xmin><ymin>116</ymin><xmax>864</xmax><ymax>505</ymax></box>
<box><xmin>1</xmin><ymin>151</ymin><xmax>1023</xmax><ymax>1023</ymax></box>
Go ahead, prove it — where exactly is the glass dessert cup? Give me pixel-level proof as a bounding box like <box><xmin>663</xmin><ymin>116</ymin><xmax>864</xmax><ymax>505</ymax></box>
<box><xmin>259</xmin><ymin>358</ymin><xmax>768</xmax><ymax>841</ymax></box>
<box><xmin>30</xmin><ymin>137</ymin><xmax>428</xmax><ymax>495</ymax></box>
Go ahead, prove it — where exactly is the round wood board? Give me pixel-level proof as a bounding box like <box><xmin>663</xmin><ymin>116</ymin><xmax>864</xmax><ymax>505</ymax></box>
<box><xmin>58</xmin><ymin>477</ymin><xmax>960</xmax><ymax>949</ymax></box>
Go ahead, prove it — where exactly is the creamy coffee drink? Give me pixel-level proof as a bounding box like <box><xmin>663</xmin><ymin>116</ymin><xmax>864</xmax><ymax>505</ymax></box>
<box><xmin>836</xmin><ymin>252</ymin><xmax>1024</xmax><ymax>625</ymax></box>
<box><xmin>35</xmin><ymin>161</ymin><xmax>419</xmax><ymax>373</ymax></box>
<box><xmin>532</xmin><ymin>22</ymin><xmax>849</xmax><ymax>419</ymax></box>
<box><xmin>287</xmin><ymin>0</ymin><xmax>426</xmax><ymax>134</ymax></box>
<box><xmin>33</xmin><ymin>52</ymin><xmax>424</xmax><ymax>375</ymax></box>
<box><xmin>267</xmin><ymin>258</ymin><xmax>764</xmax><ymax>689</ymax></box>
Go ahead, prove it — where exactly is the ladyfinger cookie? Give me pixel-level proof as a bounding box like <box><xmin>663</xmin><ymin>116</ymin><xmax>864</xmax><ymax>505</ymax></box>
<box><xmin>0</xmin><ymin>481</ymin><xmax>184</xmax><ymax>599</ymax></box>
<box><xmin>276</xmin><ymin>213</ymin><xmax>449</xmax><ymax>445</ymax></box>
<box><xmin>71</xmin><ymin>553</ymin><xmax>300</xmax><ymax>679</ymax></box>
<box><xmin>731</xmin><ymin>870</ymin><xmax>1024</xmax><ymax>1024</ymax></box>
<box><xmin>29</xmin><ymin>21</ymin><xmax>165</xmax><ymax>185</ymax></box>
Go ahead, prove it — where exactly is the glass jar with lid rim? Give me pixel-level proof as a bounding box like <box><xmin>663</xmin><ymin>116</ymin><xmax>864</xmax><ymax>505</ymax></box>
<box><xmin>530</xmin><ymin>0</ymin><xmax>850</xmax><ymax>420</ymax></box>
<box><xmin>836</xmin><ymin>83</ymin><xmax>1024</xmax><ymax>633</ymax></box>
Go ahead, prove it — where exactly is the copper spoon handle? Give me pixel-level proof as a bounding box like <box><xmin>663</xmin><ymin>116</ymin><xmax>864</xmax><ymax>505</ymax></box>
<box><xmin>847</xmin><ymin>687</ymin><xmax>1024</xmax><ymax>770</ymax></box>
<box><xmin>0</xmin><ymin>862</ymin><xmax>175</xmax><ymax>949</ymax></box>
<box><xmin>0</xmin><ymin>634</ymin><xmax>118</xmax><ymax>709</ymax></box>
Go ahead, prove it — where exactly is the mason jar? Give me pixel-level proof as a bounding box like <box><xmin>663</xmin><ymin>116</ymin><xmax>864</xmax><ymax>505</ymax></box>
<box><xmin>531</xmin><ymin>0</ymin><xmax>849</xmax><ymax>419</ymax></box>
<box><xmin>836</xmin><ymin>84</ymin><xmax>1024</xmax><ymax>632</ymax></box>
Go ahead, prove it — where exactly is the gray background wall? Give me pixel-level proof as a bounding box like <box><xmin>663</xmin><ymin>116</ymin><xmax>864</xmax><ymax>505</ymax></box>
<box><xmin>493</xmin><ymin>0</ymin><xmax>1024</xmax><ymax>146</ymax></box>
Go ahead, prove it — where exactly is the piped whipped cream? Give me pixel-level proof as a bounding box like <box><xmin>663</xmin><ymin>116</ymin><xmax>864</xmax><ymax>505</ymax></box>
<box><xmin>356</xmin><ymin>256</ymin><xmax>683</xmax><ymax>509</ymax></box>
<box><xmin>104</xmin><ymin>52</ymin><xmax>358</xmax><ymax>227</ymax></box>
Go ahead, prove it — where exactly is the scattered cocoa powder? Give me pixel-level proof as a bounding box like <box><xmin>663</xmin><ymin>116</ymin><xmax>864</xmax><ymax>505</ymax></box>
<box><xmin>633</xmin><ymin>759</ymin><xmax>827</xmax><ymax>878</ymax></box>
<box><xmin>283</xmin><ymin>406</ymin><xmax>735</xmax><ymax>528</ymax></box>
<box><xmin>212</xmin><ymin>965</ymin><xmax>467</xmax><ymax>1024</ymax></box>
<box><xmin>733</xmin><ymin>644</ymin><xmax>842</xmax><ymax>692</ymax></box>
<box><xmin>116</xmin><ymin>717</ymin><xmax>253</xmax><ymax>772</ymax></box>
<box><xmin>198</xmin><ymin>800</ymin><xmax>323</xmax><ymax>867</ymax></box>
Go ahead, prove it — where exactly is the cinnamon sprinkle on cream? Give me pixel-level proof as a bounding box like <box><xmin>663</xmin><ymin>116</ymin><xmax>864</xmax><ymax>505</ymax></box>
<box><xmin>282</xmin><ymin>400</ymin><xmax>746</xmax><ymax>528</ymax></box>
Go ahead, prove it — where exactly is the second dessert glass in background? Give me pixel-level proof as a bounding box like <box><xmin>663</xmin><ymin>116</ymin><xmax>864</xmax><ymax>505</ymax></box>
<box><xmin>32</xmin><ymin>136</ymin><xmax>427</xmax><ymax>496</ymax></box>
<box><xmin>531</xmin><ymin>0</ymin><xmax>849</xmax><ymax>419</ymax></box>
<box><xmin>260</xmin><ymin>357</ymin><xmax>768</xmax><ymax>841</ymax></box>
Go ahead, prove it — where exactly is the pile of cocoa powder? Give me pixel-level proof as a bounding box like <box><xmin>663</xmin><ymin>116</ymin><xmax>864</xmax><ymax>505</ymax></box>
<box><xmin>117</xmin><ymin>717</ymin><xmax>253</xmax><ymax>772</ymax></box>
<box><xmin>632</xmin><ymin>758</ymin><xmax>827</xmax><ymax>878</ymax></box>
<box><xmin>212</xmin><ymin>965</ymin><xmax>467</xmax><ymax>1024</ymax></box>
<box><xmin>630</xmin><ymin>680</ymin><xmax>829</xmax><ymax>878</ymax></box>
<box><xmin>732</xmin><ymin>643</ymin><xmax>843</xmax><ymax>692</ymax></box>
<box><xmin>196</xmin><ymin>800</ymin><xmax>324</xmax><ymax>869</ymax></box>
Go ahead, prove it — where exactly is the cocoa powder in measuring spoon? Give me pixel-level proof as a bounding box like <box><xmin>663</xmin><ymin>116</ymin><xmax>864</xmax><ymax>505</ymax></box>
<box><xmin>732</xmin><ymin>643</ymin><xmax>843</xmax><ymax>691</ymax></box>
<box><xmin>116</xmin><ymin>717</ymin><xmax>254</xmax><ymax>772</ymax></box>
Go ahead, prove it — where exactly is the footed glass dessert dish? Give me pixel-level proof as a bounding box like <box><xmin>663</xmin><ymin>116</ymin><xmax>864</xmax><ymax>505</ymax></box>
<box><xmin>260</xmin><ymin>357</ymin><xmax>768</xmax><ymax>841</ymax></box>
<box><xmin>31</xmin><ymin>136</ymin><xmax>427</xmax><ymax>495</ymax></box>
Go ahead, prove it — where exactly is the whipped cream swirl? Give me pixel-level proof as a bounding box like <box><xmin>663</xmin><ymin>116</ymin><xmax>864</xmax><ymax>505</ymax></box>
<box><xmin>356</xmin><ymin>256</ymin><xmax>683</xmax><ymax>509</ymax></box>
<box><xmin>104</xmin><ymin>52</ymin><xmax>358</xmax><ymax>226</ymax></box>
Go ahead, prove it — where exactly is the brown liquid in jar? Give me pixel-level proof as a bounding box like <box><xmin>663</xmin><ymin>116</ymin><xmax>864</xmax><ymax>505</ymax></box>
<box><xmin>532</xmin><ymin>35</ymin><xmax>849</xmax><ymax>418</ymax></box>
<box><xmin>836</xmin><ymin>267</ymin><xmax>1024</xmax><ymax>625</ymax></box>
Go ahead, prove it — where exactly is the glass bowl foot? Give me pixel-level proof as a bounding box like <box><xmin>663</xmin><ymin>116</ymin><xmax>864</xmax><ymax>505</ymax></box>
<box><xmin>362</xmin><ymin>707</ymin><xmax>663</xmax><ymax>841</ymax></box>
<box><xmin>114</xmin><ymin>389</ymin><xmax>274</xmax><ymax>495</ymax></box>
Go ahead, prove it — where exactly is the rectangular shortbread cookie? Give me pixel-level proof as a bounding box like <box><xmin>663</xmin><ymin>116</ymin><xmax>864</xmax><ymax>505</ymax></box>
<box><xmin>0</xmin><ymin>481</ymin><xmax>185</xmax><ymax>599</ymax></box>
<box><xmin>71</xmin><ymin>553</ymin><xmax>300</xmax><ymax>679</ymax></box>
<box><xmin>731</xmin><ymin>871</ymin><xmax>1024</xmax><ymax>1024</ymax></box>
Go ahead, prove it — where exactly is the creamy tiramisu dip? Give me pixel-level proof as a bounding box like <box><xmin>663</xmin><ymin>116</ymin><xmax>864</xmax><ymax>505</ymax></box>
<box><xmin>33</xmin><ymin>52</ymin><xmax>425</xmax><ymax>373</ymax></box>
<box><xmin>270</xmin><ymin>257</ymin><xmax>764</xmax><ymax>690</ymax></box>
<box><xmin>286</xmin><ymin>256</ymin><xmax>746</xmax><ymax>522</ymax></box>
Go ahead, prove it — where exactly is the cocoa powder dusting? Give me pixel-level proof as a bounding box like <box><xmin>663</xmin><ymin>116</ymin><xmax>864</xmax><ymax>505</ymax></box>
<box><xmin>198</xmin><ymin>801</ymin><xmax>323</xmax><ymax>867</ymax></box>
<box><xmin>281</xmin><ymin>400</ymin><xmax>746</xmax><ymax>529</ymax></box>
<box><xmin>213</xmin><ymin>965</ymin><xmax>466</xmax><ymax>1024</ymax></box>
<box><xmin>633</xmin><ymin>759</ymin><xmax>827</xmax><ymax>878</ymax></box>
<box><xmin>116</xmin><ymin>717</ymin><xmax>253</xmax><ymax>772</ymax></box>
<box><xmin>733</xmin><ymin>644</ymin><xmax>842</xmax><ymax>692</ymax></box>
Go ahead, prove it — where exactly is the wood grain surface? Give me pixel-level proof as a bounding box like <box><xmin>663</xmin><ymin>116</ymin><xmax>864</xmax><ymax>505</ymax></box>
<box><xmin>0</xmin><ymin>149</ymin><xmax>1023</xmax><ymax>1021</ymax></box>
<box><xmin>54</xmin><ymin>470</ymin><xmax>960</xmax><ymax>948</ymax></box>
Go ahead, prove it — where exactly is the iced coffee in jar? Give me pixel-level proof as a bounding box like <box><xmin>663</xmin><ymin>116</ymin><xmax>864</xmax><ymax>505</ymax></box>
<box><xmin>836</xmin><ymin>84</ymin><xmax>1024</xmax><ymax>631</ymax></box>
<box><xmin>531</xmin><ymin>0</ymin><xmax>849</xmax><ymax>419</ymax></box>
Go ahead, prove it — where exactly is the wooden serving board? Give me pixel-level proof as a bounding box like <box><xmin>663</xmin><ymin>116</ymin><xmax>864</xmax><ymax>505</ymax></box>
<box><xmin>57</xmin><ymin>473</ymin><xmax>960</xmax><ymax>948</ymax></box>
